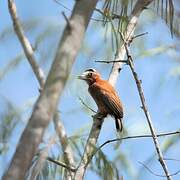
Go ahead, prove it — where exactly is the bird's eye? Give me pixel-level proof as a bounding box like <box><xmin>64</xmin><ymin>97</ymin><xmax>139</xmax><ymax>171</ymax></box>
<box><xmin>88</xmin><ymin>72</ymin><xmax>92</xmax><ymax>77</ymax></box>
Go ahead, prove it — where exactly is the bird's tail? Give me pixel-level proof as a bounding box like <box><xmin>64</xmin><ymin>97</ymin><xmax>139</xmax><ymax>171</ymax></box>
<box><xmin>115</xmin><ymin>118</ymin><xmax>123</xmax><ymax>133</ymax></box>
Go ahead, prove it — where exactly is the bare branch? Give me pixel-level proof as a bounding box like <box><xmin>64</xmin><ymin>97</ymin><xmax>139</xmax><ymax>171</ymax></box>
<box><xmin>119</xmin><ymin>30</ymin><xmax>172</xmax><ymax>180</ymax></box>
<box><xmin>78</xmin><ymin>97</ymin><xmax>96</xmax><ymax>113</ymax></box>
<box><xmin>53</xmin><ymin>112</ymin><xmax>75</xmax><ymax>179</ymax></box>
<box><xmin>94</xmin><ymin>130</ymin><xmax>180</xmax><ymax>156</ymax></box>
<box><xmin>74</xmin><ymin>115</ymin><xmax>104</xmax><ymax>179</ymax></box>
<box><xmin>47</xmin><ymin>157</ymin><xmax>76</xmax><ymax>172</ymax></box>
<box><xmin>7</xmin><ymin>0</ymin><xmax>45</xmax><ymax>88</ymax></box>
<box><xmin>54</xmin><ymin>0</ymin><xmax>104</xmax><ymax>22</ymax></box>
<box><xmin>128</xmin><ymin>32</ymin><xmax>148</xmax><ymax>45</ymax></box>
<box><xmin>132</xmin><ymin>32</ymin><xmax>148</xmax><ymax>39</ymax></box>
<box><xmin>6</xmin><ymin>1</ymin><xmax>75</xmax><ymax>179</ymax></box>
<box><xmin>108</xmin><ymin>0</ymin><xmax>154</xmax><ymax>86</ymax></box>
<box><xmin>95</xmin><ymin>8</ymin><xmax>124</xmax><ymax>20</ymax></box>
<box><xmin>163</xmin><ymin>158</ymin><xmax>180</xmax><ymax>162</ymax></box>
<box><xmin>3</xmin><ymin>0</ymin><xmax>98</xmax><ymax>179</ymax></box>
<box><xmin>53</xmin><ymin>0</ymin><xmax>71</xmax><ymax>12</ymax></box>
<box><xmin>95</xmin><ymin>60</ymin><xmax>127</xmax><ymax>64</ymax></box>
<box><xmin>62</xmin><ymin>12</ymin><xmax>71</xmax><ymax>30</ymax></box>
<box><xmin>29</xmin><ymin>136</ymin><xmax>56</xmax><ymax>179</ymax></box>
<box><xmin>46</xmin><ymin>130</ymin><xmax>179</xmax><ymax>175</ymax></box>
<box><xmin>139</xmin><ymin>161</ymin><xmax>180</xmax><ymax>177</ymax></box>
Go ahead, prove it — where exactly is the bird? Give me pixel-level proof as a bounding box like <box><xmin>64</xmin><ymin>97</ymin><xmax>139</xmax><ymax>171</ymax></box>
<box><xmin>78</xmin><ymin>68</ymin><xmax>124</xmax><ymax>132</ymax></box>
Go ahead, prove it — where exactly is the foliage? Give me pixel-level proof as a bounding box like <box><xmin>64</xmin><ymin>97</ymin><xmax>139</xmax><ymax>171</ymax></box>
<box><xmin>0</xmin><ymin>98</ymin><xmax>21</xmax><ymax>154</ymax></box>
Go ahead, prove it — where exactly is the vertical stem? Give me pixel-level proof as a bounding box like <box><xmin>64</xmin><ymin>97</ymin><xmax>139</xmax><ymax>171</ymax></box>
<box><xmin>119</xmin><ymin>30</ymin><xmax>171</xmax><ymax>179</ymax></box>
<box><xmin>8</xmin><ymin>0</ymin><xmax>45</xmax><ymax>88</ymax></box>
<box><xmin>7</xmin><ymin>0</ymin><xmax>75</xmax><ymax>179</ymax></box>
<box><xmin>127</xmin><ymin>55</ymin><xmax>171</xmax><ymax>180</ymax></box>
<box><xmin>53</xmin><ymin>112</ymin><xmax>75</xmax><ymax>179</ymax></box>
<box><xmin>74</xmin><ymin>117</ymin><xmax>104</xmax><ymax>179</ymax></box>
<box><xmin>4</xmin><ymin>0</ymin><xmax>98</xmax><ymax>179</ymax></box>
<box><xmin>75</xmin><ymin>1</ymin><xmax>155</xmax><ymax>179</ymax></box>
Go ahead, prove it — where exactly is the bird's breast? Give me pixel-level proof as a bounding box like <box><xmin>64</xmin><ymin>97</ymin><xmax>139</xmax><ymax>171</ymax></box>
<box><xmin>88</xmin><ymin>83</ymin><xmax>109</xmax><ymax>114</ymax></box>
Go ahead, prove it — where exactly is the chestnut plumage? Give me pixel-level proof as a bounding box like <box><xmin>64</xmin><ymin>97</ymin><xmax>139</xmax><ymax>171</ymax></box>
<box><xmin>78</xmin><ymin>69</ymin><xmax>123</xmax><ymax>132</ymax></box>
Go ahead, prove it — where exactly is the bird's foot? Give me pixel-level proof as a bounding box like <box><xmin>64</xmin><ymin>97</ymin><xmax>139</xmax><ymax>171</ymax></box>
<box><xmin>92</xmin><ymin>112</ymin><xmax>106</xmax><ymax>120</ymax></box>
<box><xmin>92</xmin><ymin>112</ymin><xmax>106</xmax><ymax>129</ymax></box>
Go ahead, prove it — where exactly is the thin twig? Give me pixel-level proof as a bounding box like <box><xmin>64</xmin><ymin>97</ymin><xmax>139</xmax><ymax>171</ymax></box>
<box><xmin>95</xmin><ymin>8</ymin><xmax>123</xmax><ymax>20</ymax></box>
<box><xmin>47</xmin><ymin>157</ymin><xmax>76</xmax><ymax>172</ymax></box>
<box><xmin>128</xmin><ymin>32</ymin><xmax>148</xmax><ymax>45</ymax></box>
<box><xmin>30</xmin><ymin>137</ymin><xmax>56</xmax><ymax>179</ymax></box>
<box><xmin>53</xmin><ymin>0</ymin><xmax>71</xmax><ymax>11</ymax></box>
<box><xmin>53</xmin><ymin>112</ymin><xmax>75</xmax><ymax>179</ymax></box>
<box><xmin>94</xmin><ymin>8</ymin><xmax>105</xmax><ymax>16</ymax></box>
<box><xmin>8</xmin><ymin>0</ymin><xmax>45</xmax><ymax>88</ymax></box>
<box><xmin>46</xmin><ymin>130</ymin><xmax>180</xmax><ymax>174</ymax></box>
<box><xmin>163</xmin><ymin>158</ymin><xmax>180</xmax><ymax>162</ymax></box>
<box><xmin>119</xmin><ymin>30</ymin><xmax>172</xmax><ymax>180</ymax></box>
<box><xmin>108</xmin><ymin>0</ymin><xmax>154</xmax><ymax>86</ymax></box>
<box><xmin>54</xmin><ymin>0</ymin><xmax>104</xmax><ymax>22</ymax></box>
<box><xmin>79</xmin><ymin>97</ymin><xmax>96</xmax><ymax>113</ymax></box>
<box><xmin>132</xmin><ymin>32</ymin><xmax>148</xmax><ymax>39</ymax></box>
<box><xmin>62</xmin><ymin>12</ymin><xmax>71</xmax><ymax>29</ymax></box>
<box><xmin>139</xmin><ymin>161</ymin><xmax>180</xmax><ymax>177</ymax></box>
<box><xmin>91</xmin><ymin>130</ymin><xmax>180</xmax><ymax>161</ymax></box>
<box><xmin>95</xmin><ymin>60</ymin><xmax>127</xmax><ymax>64</ymax></box>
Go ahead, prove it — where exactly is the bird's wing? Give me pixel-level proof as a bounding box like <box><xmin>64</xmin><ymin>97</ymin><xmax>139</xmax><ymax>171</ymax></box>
<box><xmin>104</xmin><ymin>92</ymin><xmax>123</xmax><ymax>118</ymax></box>
<box><xmin>97</xmin><ymin>88</ymin><xmax>123</xmax><ymax>118</ymax></box>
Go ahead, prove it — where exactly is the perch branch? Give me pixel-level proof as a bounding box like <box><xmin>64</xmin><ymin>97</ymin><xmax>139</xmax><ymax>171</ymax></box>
<box><xmin>74</xmin><ymin>115</ymin><xmax>105</xmax><ymax>180</ymax></box>
<box><xmin>74</xmin><ymin>1</ymin><xmax>154</xmax><ymax>179</ymax></box>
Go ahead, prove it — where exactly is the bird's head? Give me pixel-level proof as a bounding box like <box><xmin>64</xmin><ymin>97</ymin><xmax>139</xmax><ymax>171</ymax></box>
<box><xmin>78</xmin><ymin>68</ymin><xmax>101</xmax><ymax>85</ymax></box>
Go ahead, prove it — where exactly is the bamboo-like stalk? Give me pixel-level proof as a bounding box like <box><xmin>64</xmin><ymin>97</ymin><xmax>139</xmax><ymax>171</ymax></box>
<box><xmin>3</xmin><ymin>0</ymin><xmax>98</xmax><ymax>179</ymax></box>
<box><xmin>74</xmin><ymin>1</ymin><xmax>154</xmax><ymax>179</ymax></box>
<box><xmin>6</xmin><ymin>1</ymin><xmax>76</xmax><ymax>179</ymax></box>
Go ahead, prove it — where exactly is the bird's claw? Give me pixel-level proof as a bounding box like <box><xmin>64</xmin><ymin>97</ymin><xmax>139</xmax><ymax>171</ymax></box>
<box><xmin>92</xmin><ymin>112</ymin><xmax>106</xmax><ymax>120</ymax></box>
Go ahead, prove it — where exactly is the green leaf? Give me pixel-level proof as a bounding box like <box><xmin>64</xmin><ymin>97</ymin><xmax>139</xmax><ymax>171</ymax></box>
<box><xmin>0</xmin><ymin>98</ymin><xmax>21</xmax><ymax>154</ymax></box>
<box><xmin>0</xmin><ymin>19</ymin><xmax>39</xmax><ymax>41</ymax></box>
<box><xmin>152</xmin><ymin>0</ymin><xmax>174</xmax><ymax>36</ymax></box>
<box><xmin>0</xmin><ymin>53</ymin><xmax>24</xmax><ymax>80</ymax></box>
<box><xmin>169</xmin><ymin>66</ymin><xmax>180</xmax><ymax>77</ymax></box>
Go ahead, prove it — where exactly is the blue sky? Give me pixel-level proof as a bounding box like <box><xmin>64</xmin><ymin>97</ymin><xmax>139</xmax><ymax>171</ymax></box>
<box><xmin>0</xmin><ymin>0</ymin><xmax>180</xmax><ymax>179</ymax></box>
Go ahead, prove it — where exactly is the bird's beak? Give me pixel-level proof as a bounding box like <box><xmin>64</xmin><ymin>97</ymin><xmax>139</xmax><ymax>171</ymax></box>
<box><xmin>77</xmin><ymin>72</ymin><xmax>88</xmax><ymax>80</ymax></box>
<box><xmin>77</xmin><ymin>75</ymin><xmax>86</xmax><ymax>80</ymax></box>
